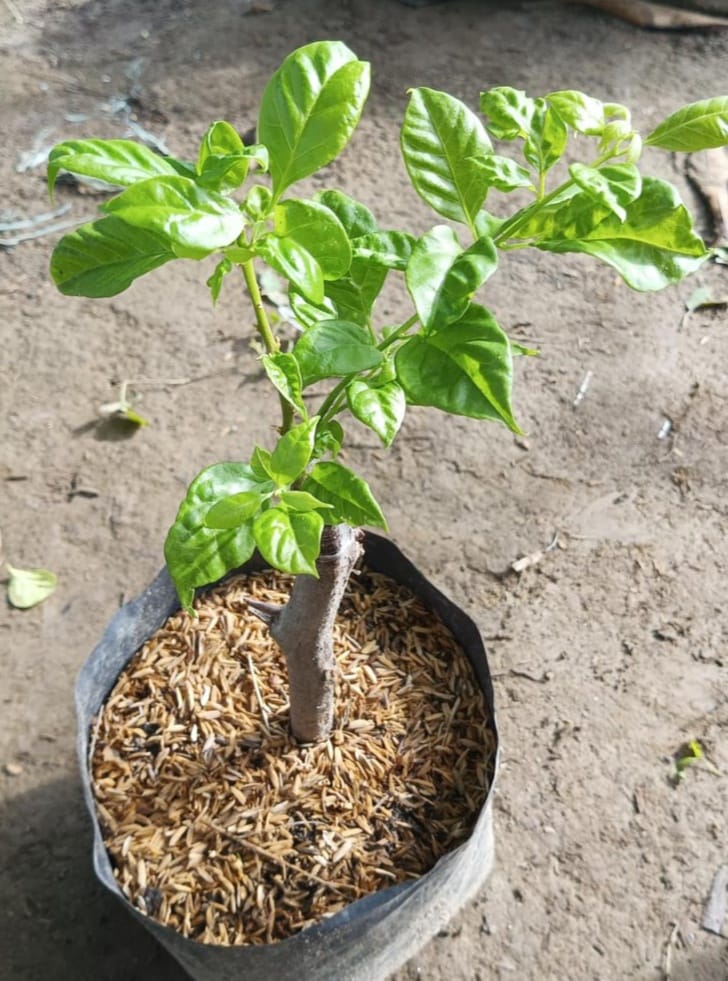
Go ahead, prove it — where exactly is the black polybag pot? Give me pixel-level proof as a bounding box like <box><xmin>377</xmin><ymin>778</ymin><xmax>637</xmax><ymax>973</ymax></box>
<box><xmin>76</xmin><ymin>532</ymin><xmax>499</xmax><ymax>981</ymax></box>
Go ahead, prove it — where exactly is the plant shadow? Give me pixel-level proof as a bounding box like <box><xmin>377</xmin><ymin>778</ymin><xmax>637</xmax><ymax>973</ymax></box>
<box><xmin>0</xmin><ymin>774</ymin><xmax>189</xmax><ymax>981</ymax></box>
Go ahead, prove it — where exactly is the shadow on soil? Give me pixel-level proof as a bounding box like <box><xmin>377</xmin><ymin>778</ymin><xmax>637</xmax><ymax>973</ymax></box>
<box><xmin>0</xmin><ymin>775</ymin><xmax>188</xmax><ymax>981</ymax></box>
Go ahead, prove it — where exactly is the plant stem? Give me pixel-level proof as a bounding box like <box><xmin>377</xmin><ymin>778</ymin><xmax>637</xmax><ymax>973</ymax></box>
<box><xmin>240</xmin><ymin>260</ymin><xmax>293</xmax><ymax>434</ymax></box>
<box><xmin>378</xmin><ymin>314</ymin><xmax>419</xmax><ymax>352</ymax></box>
<box><xmin>268</xmin><ymin>525</ymin><xmax>363</xmax><ymax>742</ymax></box>
<box><xmin>316</xmin><ymin>314</ymin><xmax>420</xmax><ymax>428</ymax></box>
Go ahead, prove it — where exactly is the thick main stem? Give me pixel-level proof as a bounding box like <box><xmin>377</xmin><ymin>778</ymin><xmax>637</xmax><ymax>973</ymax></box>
<box><xmin>268</xmin><ymin>525</ymin><xmax>362</xmax><ymax>743</ymax></box>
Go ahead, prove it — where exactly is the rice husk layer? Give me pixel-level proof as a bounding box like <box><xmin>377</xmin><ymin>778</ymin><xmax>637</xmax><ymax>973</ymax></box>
<box><xmin>90</xmin><ymin>567</ymin><xmax>495</xmax><ymax>946</ymax></box>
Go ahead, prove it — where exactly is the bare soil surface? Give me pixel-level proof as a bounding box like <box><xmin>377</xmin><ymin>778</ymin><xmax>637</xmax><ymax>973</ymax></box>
<box><xmin>1</xmin><ymin>2</ymin><xmax>727</xmax><ymax>979</ymax></box>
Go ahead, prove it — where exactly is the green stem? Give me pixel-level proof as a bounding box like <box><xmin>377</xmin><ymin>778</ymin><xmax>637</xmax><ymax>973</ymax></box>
<box><xmin>317</xmin><ymin>376</ymin><xmax>351</xmax><ymax>427</ymax></box>
<box><xmin>240</xmin><ymin>260</ymin><xmax>293</xmax><ymax>435</ymax></box>
<box><xmin>316</xmin><ymin>314</ymin><xmax>420</xmax><ymax>428</ymax></box>
<box><xmin>377</xmin><ymin>314</ymin><xmax>419</xmax><ymax>352</ymax></box>
<box><xmin>494</xmin><ymin>149</ymin><xmax>620</xmax><ymax>247</ymax></box>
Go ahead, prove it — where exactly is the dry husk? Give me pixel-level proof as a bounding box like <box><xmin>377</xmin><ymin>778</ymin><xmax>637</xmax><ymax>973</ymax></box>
<box><xmin>90</xmin><ymin>567</ymin><xmax>495</xmax><ymax>946</ymax></box>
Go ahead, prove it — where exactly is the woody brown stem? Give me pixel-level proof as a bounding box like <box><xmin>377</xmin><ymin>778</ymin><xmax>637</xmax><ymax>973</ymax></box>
<box><xmin>268</xmin><ymin>525</ymin><xmax>362</xmax><ymax>743</ymax></box>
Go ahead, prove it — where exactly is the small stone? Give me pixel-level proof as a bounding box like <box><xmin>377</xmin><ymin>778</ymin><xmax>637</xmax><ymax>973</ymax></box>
<box><xmin>4</xmin><ymin>762</ymin><xmax>23</xmax><ymax>776</ymax></box>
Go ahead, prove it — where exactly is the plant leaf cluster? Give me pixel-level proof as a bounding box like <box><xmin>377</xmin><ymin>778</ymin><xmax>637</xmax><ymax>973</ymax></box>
<box><xmin>47</xmin><ymin>43</ymin><xmax>727</xmax><ymax>608</ymax></box>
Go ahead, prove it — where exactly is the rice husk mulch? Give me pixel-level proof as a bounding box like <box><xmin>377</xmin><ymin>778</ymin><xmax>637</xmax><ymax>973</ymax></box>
<box><xmin>90</xmin><ymin>566</ymin><xmax>495</xmax><ymax>946</ymax></box>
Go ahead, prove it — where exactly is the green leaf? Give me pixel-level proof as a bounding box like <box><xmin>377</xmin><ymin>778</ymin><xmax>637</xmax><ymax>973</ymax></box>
<box><xmin>164</xmin><ymin>463</ymin><xmax>269</xmax><ymax>610</ymax></box>
<box><xmin>199</xmin><ymin>147</ymin><xmax>269</xmax><ymax>194</ymax></box>
<box><xmin>6</xmin><ymin>564</ymin><xmax>57</xmax><ymax>609</ymax></box>
<box><xmin>302</xmin><ymin>462</ymin><xmax>387</xmax><ymax>529</ymax></box>
<box><xmin>546</xmin><ymin>90</ymin><xmax>606</xmax><ymax>135</ymax></box>
<box><xmin>467</xmin><ymin>154</ymin><xmax>534</xmax><ymax>194</ymax></box>
<box><xmin>406</xmin><ymin>226</ymin><xmax>498</xmax><ymax>331</ymax></box>
<box><xmin>261</xmin><ymin>352</ymin><xmax>307</xmax><ymax>417</ymax></box>
<box><xmin>402</xmin><ymin>87</ymin><xmax>493</xmax><ymax>226</ymax></box>
<box><xmin>523</xmin><ymin>100</ymin><xmax>568</xmax><ymax>176</ymax></box>
<box><xmin>268</xmin><ymin>417</ymin><xmax>318</xmax><ymax>486</ymax></box>
<box><xmin>253</xmin><ymin>507</ymin><xmax>324</xmax><ymax>576</ymax></box>
<box><xmin>197</xmin><ymin>120</ymin><xmax>244</xmax><ymax>167</ymax></box>
<box><xmin>480</xmin><ymin>87</ymin><xmax>536</xmax><ymax>140</ymax></box>
<box><xmin>568</xmin><ymin>163</ymin><xmax>642</xmax><ymax>221</ymax></box>
<box><xmin>315</xmin><ymin>189</ymin><xmax>378</xmax><ymax>239</ymax></box>
<box><xmin>251</xmin><ymin>446</ymin><xmax>274</xmax><ymax>481</ymax></box>
<box><xmin>279</xmin><ymin>490</ymin><xmax>333</xmax><ymax>512</ymax></box>
<box><xmin>346</xmin><ymin>378</ymin><xmax>406</xmax><ymax>447</ymax></box>
<box><xmin>395</xmin><ymin>302</ymin><xmax>519</xmax><ymax>430</ymax></box>
<box><xmin>196</xmin><ymin>121</ymin><xmax>269</xmax><ymax>192</ymax></box>
<box><xmin>645</xmin><ymin>97</ymin><xmax>728</xmax><ymax>152</ymax></box>
<box><xmin>102</xmin><ymin>176</ymin><xmax>245</xmax><ymax>255</ymax></box>
<box><xmin>206</xmin><ymin>256</ymin><xmax>233</xmax><ymax>304</ymax></box>
<box><xmin>324</xmin><ymin>258</ymin><xmax>387</xmax><ymax>325</ymax></box>
<box><xmin>258</xmin><ymin>40</ymin><xmax>370</xmax><ymax>199</ymax></box>
<box><xmin>289</xmin><ymin>290</ymin><xmax>339</xmax><ymax>329</ymax></box>
<box><xmin>293</xmin><ymin>319</ymin><xmax>382</xmax><ymax>385</ymax></box>
<box><xmin>351</xmin><ymin>231</ymin><xmax>415</xmax><ymax>271</ymax></box>
<box><xmin>244</xmin><ymin>185</ymin><xmax>273</xmax><ymax>220</ymax></box>
<box><xmin>50</xmin><ymin>216</ymin><xmax>175</xmax><ymax>297</ymax></box>
<box><xmin>314</xmin><ymin>419</ymin><xmax>344</xmax><ymax>459</ymax></box>
<box><xmin>47</xmin><ymin>138</ymin><xmax>180</xmax><ymax>196</ymax></box>
<box><xmin>274</xmin><ymin>198</ymin><xmax>351</xmax><ymax>279</ymax></box>
<box><xmin>257</xmin><ymin>234</ymin><xmax>324</xmax><ymax>304</ymax></box>
<box><xmin>534</xmin><ymin>177</ymin><xmax>709</xmax><ymax>291</ymax></box>
<box><xmin>205</xmin><ymin>490</ymin><xmax>267</xmax><ymax>529</ymax></box>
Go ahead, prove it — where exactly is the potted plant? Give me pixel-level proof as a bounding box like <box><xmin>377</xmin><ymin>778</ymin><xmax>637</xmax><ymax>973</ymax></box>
<box><xmin>48</xmin><ymin>40</ymin><xmax>727</xmax><ymax>980</ymax></box>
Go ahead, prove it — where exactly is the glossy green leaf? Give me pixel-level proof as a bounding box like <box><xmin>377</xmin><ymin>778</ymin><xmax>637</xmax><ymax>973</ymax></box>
<box><xmin>198</xmin><ymin>120</ymin><xmax>244</xmax><ymax>166</ymax></box>
<box><xmin>467</xmin><ymin>154</ymin><xmax>534</xmax><ymax>193</ymax></box>
<box><xmin>258</xmin><ymin>41</ymin><xmax>370</xmax><ymax>198</ymax></box>
<box><xmin>102</xmin><ymin>176</ymin><xmax>245</xmax><ymax>254</ymax></box>
<box><xmin>546</xmin><ymin>90</ymin><xmax>606</xmax><ymax>135</ymax></box>
<box><xmin>324</xmin><ymin>259</ymin><xmax>387</xmax><ymax>325</ymax></box>
<box><xmin>205</xmin><ymin>490</ymin><xmax>266</xmax><ymax>529</ymax></box>
<box><xmin>480</xmin><ymin>87</ymin><xmax>536</xmax><ymax>140</ymax></box>
<box><xmin>406</xmin><ymin>226</ymin><xmax>498</xmax><ymax>331</ymax></box>
<box><xmin>351</xmin><ymin>231</ymin><xmax>415</xmax><ymax>271</ymax></box>
<box><xmin>6</xmin><ymin>564</ymin><xmax>57</xmax><ymax>609</ymax></box>
<box><xmin>269</xmin><ymin>417</ymin><xmax>318</xmax><ymax>485</ymax></box>
<box><xmin>293</xmin><ymin>320</ymin><xmax>382</xmax><ymax>385</ymax></box>
<box><xmin>645</xmin><ymin>97</ymin><xmax>728</xmax><ymax>151</ymax></box>
<box><xmin>274</xmin><ymin>198</ymin><xmax>351</xmax><ymax>279</ymax></box>
<box><xmin>315</xmin><ymin>189</ymin><xmax>378</xmax><ymax>239</ymax></box>
<box><xmin>346</xmin><ymin>378</ymin><xmax>406</xmax><ymax>447</ymax></box>
<box><xmin>569</xmin><ymin>163</ymin><xmax>642</xmax><ymax>221</ymax></box>
<box><xmin>257</xmin><ymin>235</ymin><xmax>324</xmax><ymax>304</ymax></box>
<box><xmin>534</xmin><ymin>177</ymin><xmax>709</xmax><ymax>291</ymax></box>
<box><xmin>279</xmin><ymin>490</ymin><xmax>333</xmax><ymax>512</ymax></box>
<box><xmin>196</xmin><ymin>121</ymin><xmax>267</xmax><ymax>192</ymax></box>
<box><xmin>261</xmin><ymin>352</ymin><xmax>307</xmax><ymax>417</ymax></box>
<box><xmin>289</xmin><ymin>290</ymin><xmax>339</xmax><ymax>329</ymax></box>
<box><xmin>302</xmin><ymin>462</ymin><xmax>387</xmax><ymax>529</ymax></box>
<box><xmin>206</xmin><ymin>256</ymin><xmax>233</xmax><ymax>304</ymax></box>
<box><xmin>244</xmin><ymin>185</ymin><xmax>273</xmax><ymax>220</ymax></box>
<box><xmin>253</xmin><ymin>507</ymin><xmax>324</xmax><ymax>576</ymax></box>
<box><xmin>251</xmin><ymin>446</ymin><xmax>274</xmax><ymax>481</ymax></box>
<box><xmin>50</xmin><ymin>217</ymin><xmax>175</xmax><ymax>297</ymax></box>
<box><xmin>402</xmin><ymin>87</ymin><xmax>493</xmax><ymax>225</ymax></box>
<box><xmin>395</xmin><ymin>303</ymin><xmax>519</xmax><ymax>430</ymax></box>
<box><xmin>314</xmin><ymin>420</ymin><xmax>344</xmax><ymax>459</ymax></box>
<box><xmin>199</xmin><ymin>146</ymin><xmax>269</xmax><ymax>194</ymax></box>
<box><xmin>598</xmin><ymin>119</ymin><xmax>634</xmax><ymax>157</ymax></box>
<box><xmin>47</xmin><ymin>138</ymin><xmax>180</xmax><ymax>196</ymax></box>
<box><xmin>523</xmin><ymin>100</ymin><xmax>568</xmax><ymax>176</ymax></box>
<box><xmin>164</xmin><ymin>463</ymin><xmax>268</xmax><ymax>610</ymax></box>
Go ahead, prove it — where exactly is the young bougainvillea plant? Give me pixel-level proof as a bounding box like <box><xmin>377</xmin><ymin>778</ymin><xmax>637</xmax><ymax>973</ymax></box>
<box><xmin>48</xmin><ymin>41</ymin><xmax>728</xmax><ymax>742</ymax></box>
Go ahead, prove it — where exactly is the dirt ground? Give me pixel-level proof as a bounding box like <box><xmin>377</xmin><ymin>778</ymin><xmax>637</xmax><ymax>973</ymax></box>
<box><xmin>1</xmin><ymin>1</ymin><xmax>727</xmax><ymax>979</ymax></box>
